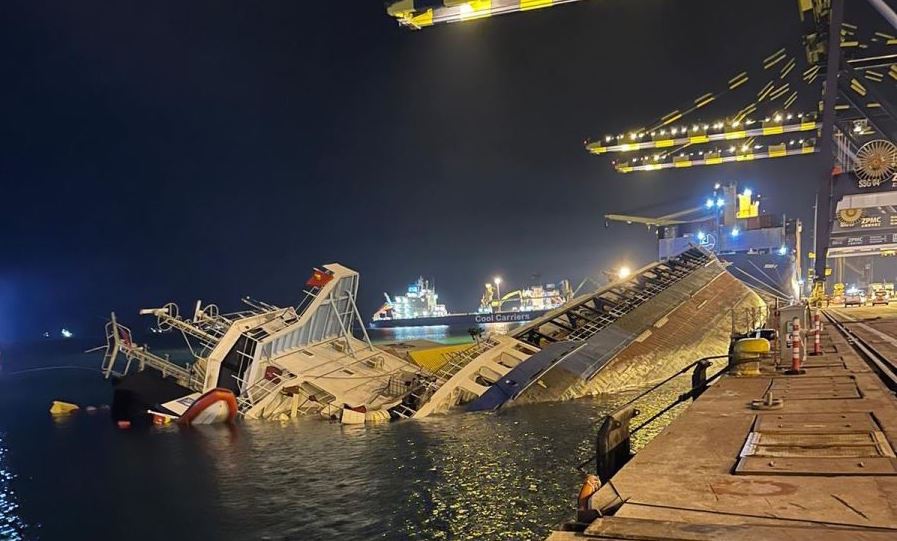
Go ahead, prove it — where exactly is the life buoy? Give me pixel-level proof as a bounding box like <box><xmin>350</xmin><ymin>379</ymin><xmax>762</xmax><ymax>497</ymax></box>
<box><xmin>178</xmin><ymin>388</ymin><xmax>238</xmax><ymax>426</ymax></box>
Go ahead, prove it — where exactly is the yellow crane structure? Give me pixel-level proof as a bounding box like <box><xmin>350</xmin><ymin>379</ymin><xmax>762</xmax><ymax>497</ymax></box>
<box><xmin>384</xmin><ymin>0</ymin><xmax>897</xmax><ymax>306</ymax></box>
<box><xmin>386</xmin><ymin>0</ymin><xmax>587</xmax><ymax>30</ymax></box>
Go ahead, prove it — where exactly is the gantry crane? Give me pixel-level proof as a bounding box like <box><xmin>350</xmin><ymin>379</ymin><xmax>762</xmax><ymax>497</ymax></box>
<box><xmin>385</xmin><ymin>0</ymin><xmax>897</xmax><ymax>304</ymax></box>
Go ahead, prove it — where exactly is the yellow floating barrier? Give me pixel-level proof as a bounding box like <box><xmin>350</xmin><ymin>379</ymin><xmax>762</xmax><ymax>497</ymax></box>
<box><xmin>49</xmin><ymin>401</ymin><xmax>79</xmax><ymax>415</ymax></box>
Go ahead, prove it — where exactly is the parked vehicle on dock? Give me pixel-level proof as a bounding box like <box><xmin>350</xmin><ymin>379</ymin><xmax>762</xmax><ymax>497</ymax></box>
<box><xmin>872</xmin><ymin>289</ymin><xmax>889</xmax><ymax>306</ymax></box>
<box><xmin>844</xmin><ymin>291</ymin><xmax>864</xmax><ymax>307</ymax></box>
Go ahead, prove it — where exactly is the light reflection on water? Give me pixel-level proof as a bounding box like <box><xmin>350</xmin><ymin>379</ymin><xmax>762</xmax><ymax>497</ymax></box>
<box><xmin>368</xmin><ymin>322</ymin><xmax>520</xmax><ymax>345</ymax></box>
<box><xmin>0</xmin><ymin>432</ymin><xmax>26</xmax><ymax>540</ymax></box>
<box><xmin>0</xmin><ymin>340</ymin><xmax>698</xmax><ymax>540</ymax></box>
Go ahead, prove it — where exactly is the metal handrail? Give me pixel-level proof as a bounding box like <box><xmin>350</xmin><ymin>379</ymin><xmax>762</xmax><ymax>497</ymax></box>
<box><xmin>598</xmin><ymin>354</ymin><xmax>730</xmax><ymax>428</ymax></box>
<box><xmin>576</xmin><ymin>354</ymin><xmax>730</xmax><ymax>473</ymax></box>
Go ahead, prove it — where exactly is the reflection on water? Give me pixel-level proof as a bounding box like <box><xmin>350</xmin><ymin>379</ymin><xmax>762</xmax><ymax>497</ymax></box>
<box><xmin>0</xmin><ymin>433</ymin><xmax>26</xmax><ymax>540</ymax></box>
<box><xmin>0</xmin><ymin>340</ymin><xmax>699</xmax><ymax>540</ymax></box>
<box><xmin>369</xmin><ymin>322</ymin><xmax>521</xmax><ymax>346</ymax></box>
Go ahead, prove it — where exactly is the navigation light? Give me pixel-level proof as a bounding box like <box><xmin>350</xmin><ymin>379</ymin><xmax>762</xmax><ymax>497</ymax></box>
<box><xmin>731</xmin><ymin>227</ymin><xmax>739</xmax><ymax>237</ymax></box>
<box><xmin>705</xmin><ymin>198</ymin><xmax>714</xmax><ymax>209</ymax></box>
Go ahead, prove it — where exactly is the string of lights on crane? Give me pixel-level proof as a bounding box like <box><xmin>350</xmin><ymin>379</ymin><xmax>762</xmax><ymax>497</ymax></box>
<box><xmin>613</xmin><ymin>138</ymin><xmax>816</xmax><ymax>173</ymax></box>
<box><xmin>587</xmin><ymin>112</ymin><xmax>817</xmax><ymax>154</ymax></box>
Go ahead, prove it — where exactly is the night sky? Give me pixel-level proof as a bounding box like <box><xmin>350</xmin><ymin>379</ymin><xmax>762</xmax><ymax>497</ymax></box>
<box><xmin>0</xmin><ymin>1</ymin><xmax>866</xmax><ymax>342</ymax></box>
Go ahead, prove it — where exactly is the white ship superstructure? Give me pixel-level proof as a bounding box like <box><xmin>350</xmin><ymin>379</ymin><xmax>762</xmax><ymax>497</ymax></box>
<box><xmin>102</xmin><ymin>264</ymin><xmax>449</xmax><ymax>423</ymax></box>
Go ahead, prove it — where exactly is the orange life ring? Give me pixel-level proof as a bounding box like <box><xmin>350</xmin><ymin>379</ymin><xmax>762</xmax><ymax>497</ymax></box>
<box><xmin>577</xmin><ymin>474</ymin><xmax>600</xmax><ymax>511</ymax></box>
<box><xmin>178</xmin><ymin>388</ymin><xmax>238</xmax><ymax>426</ymax></box>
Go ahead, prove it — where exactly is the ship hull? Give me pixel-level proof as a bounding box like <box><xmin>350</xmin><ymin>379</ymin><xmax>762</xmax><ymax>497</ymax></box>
<box><xmin>369</xmin><ymin>309</ymin><xmax>550</xmax><ymax>329</ymax></box>
<box><xmin>717</xmin><ymin>252</ymin><xmax>798</xmax><ymax>300</ymax></box>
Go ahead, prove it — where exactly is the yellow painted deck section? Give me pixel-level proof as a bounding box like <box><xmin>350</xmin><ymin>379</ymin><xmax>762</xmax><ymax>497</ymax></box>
<box><xmin>408</xmin><ymin>343</ymin><xmax>472</xmax><ymax>372</ymax></box>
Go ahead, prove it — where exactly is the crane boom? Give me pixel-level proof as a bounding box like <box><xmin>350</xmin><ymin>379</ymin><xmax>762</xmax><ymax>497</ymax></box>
<box><xmin>387</xmin><ymin>0</ymin><xmax>589</xmax><ymax>29</ymax></box>
<box><xmin>605</xmin><ymin>205</ymin><xmax>707</xmax><ymax>227</ymax></box>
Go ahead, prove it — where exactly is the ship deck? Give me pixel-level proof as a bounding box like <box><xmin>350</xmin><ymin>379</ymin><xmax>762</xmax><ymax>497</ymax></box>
<box><xmin>549</xmin><ymin>304</ymin><xmax>897</xmax><ymax>540</ymax></box>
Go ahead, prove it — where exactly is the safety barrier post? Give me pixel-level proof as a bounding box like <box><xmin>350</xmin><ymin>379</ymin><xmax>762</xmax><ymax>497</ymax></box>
<box><xmin>786</xmin><ymin>317</ymin><xmax>806</xmax><ymax>375</ymax></box>
<box><xmin>812</xmin><ymin>312</ymin><xmax>822</xmax><ymax>356</ymax></box>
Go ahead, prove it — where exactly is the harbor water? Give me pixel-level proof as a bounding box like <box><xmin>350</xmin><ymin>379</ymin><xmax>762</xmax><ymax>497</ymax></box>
<box><xmin>0</xmin><ymin>337</ymin><xmax>691</xmax><ymax>541</ymax></box>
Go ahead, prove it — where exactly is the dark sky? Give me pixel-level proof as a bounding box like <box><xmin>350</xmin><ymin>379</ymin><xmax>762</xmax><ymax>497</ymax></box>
<box><xmin>0</xmin><ymin>0</ymin><xmax>851</xmax><ymax>342</ymax></box>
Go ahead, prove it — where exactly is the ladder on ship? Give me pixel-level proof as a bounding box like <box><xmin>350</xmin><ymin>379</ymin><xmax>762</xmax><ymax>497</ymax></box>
<box><xmin>517</xmin><ymin>248</ymin><xmax>712</xmax><ymax>346</ymax></box>
<box><xmin>389</xmin><ymin>337</ymin><xmax>501</xmax><ymax>419</ymax></box>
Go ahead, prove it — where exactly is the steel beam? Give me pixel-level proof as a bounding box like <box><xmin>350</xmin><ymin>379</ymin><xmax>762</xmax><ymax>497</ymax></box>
<box><xmin>867</xmin><ymin>0</ymin><xmax>897</xmax><ymax>32</ymax></box>
<box><xmin>813</xmin><ymin>0</ymin><xmax>845</xmax><ymax>289</ymax></box>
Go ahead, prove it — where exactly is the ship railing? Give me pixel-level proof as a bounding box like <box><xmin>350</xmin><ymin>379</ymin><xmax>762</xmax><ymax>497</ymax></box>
<box><xmin>234</xmin><ymin>364</ymin><xmax>297</xmax><ymax>415</ymax></box>
<box><xmin>296</xmin><ymin>285</ymin><xmax>323</xmax><ymax>317</ymax></box>
<box><xmin>386</xmin><ymin>338</ymin><xmax>503</xmax><ymax>419</ymax></box>
<box><xmin>113</xmin><ymin>342</ymin><xmax>196</xmax><ymax>389</ymax></box>
<box><xmin>564</xmin><ymin>252</ymin><xmax>706</xmax><ymax>343</ymax></box>
<box><xmin>388</xmin><ymin>381</ymin><xmax>435</xmax><ymax>419</ymax></box>
<box><xmin>101</xmin><ymin>313</ymin><xmax>198</xmax><ymax>390</ymax></box>
<box><xmin>428</xmin><ymin>337</ymin><xmax>501</xmax><ymax>387</ymax></box>
<box><xmin>383</xmin><ymin>372</ymin><xmax>428</xmax><ymax>398</ymax></box>
<box><xmin>576</xmin><ymin>354</ymin><xmax>734</xmax><ymax>485</ymax></box>
<box><xmin>189</xmin><ymin>359</ymin><xmax>208</xmax><ymax>391</ymax></box>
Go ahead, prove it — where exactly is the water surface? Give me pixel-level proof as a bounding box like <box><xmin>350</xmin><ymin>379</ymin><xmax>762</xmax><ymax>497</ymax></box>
<box><xmin>0</xmin><ymin>339</ymin><xmax>689</xmax><ymax>540</ymax></box>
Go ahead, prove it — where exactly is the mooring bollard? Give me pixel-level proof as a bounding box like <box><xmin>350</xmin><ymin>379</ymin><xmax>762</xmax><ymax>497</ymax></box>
<box><xmin>786</xmin><ymin>317</ymin><xmax>806</xmax><ymax>375</ymax></box>
<box><xmin>731</xmin><ymin>337</ymin><xmax>768</xmax><ymax>377</ymax></box>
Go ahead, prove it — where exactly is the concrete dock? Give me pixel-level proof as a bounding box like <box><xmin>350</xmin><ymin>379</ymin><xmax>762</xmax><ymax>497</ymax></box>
<box><xmin>551</xmin><ymin>304</ymin><xmax>897</xmax><ymax>540</ymax></box>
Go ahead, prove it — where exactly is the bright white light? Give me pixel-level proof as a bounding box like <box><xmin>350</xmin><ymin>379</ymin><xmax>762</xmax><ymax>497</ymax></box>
<box><xmin>778</xmin><ymin>245</ymin><xmax>787</xmax><ymax>256</ymax></box>
<box><xmin>493</xmin><ymin>276</ymin><xmax>502</xmax><ymax>286</ymax></box>
<box><xmin>731</xmin><ymin>227</ymin><xmax>739</xmax><ymax>237</ymax></box>
<box><xmin>617</xmin><ymin>266</ymin><xmax>631</xmax><ymax>280</ymax></box>
<box><xmin>705</xmin><ymin>198</ymin><xmax>714</xmax><ymax>209</ymax></box>
<box><xmin>716</xmin><ymin>198</ymin><xmax>725</xmax><ymax>207</ymax></box>
<box><xmin>743</xmin><ymin>188</ymin><xmax>752</xmax><ymax>197</ymax></box>
<box><xmin>459</xmin><ymin>3</ymin><xmax>474</xmax><ymax>15</ymax></box>
<box><xmin>714</xmin><ymin>183</ymin><xmax>721</xmax><ymax>189</ymax></box>
<box><xmin>61</xmin><ymin>328</ymin><xmax>73</xmax><ymax>339</ymax></box>
<box><xmin>697</xmin><ymin>231</ymin><xmax>706</xmax><ymax>241</ymax></box>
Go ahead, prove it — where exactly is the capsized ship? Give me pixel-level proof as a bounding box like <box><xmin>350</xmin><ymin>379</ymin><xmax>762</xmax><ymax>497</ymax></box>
<box><xmin>370</xmin><ymin>246</ymin><xmax>767</xmax><ymax>417</ymax></box>
<box><xmin>100</xmin><ymin>265</ymin><xmax>467</xmax><ymax>424</ymax></box>
<box><xmin>99</xmin><ymin>249</ymin><xmax>765</xmax><ymax>423</ymax></box>
<box><xmin>370</xmin><ymin>276</ymin><xmax>571</xmax><ymax>328</ymax></box>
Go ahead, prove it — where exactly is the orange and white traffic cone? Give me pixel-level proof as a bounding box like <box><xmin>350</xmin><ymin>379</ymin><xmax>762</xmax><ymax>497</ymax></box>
<box><xmin>786</xmin><ymin>318</ymin><xmax>806</xmax><ymax>375</ymax></box>
<box><xmin>812</xmin><ymin>313</ymin><xmax>822</xmax><ymax>356</ymax></box>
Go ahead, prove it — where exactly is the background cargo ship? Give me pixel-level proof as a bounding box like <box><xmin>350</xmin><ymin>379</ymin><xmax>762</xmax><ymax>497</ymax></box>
<box><xmin>369</xmin><ymin>276</ymin><xmax>571</xmax><ymax>329</ymax></box>
<box><xmin>608</xmin><ymin>182</ymin><xmax>801</xmax><ymax>301</ymax></box>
